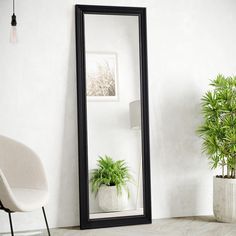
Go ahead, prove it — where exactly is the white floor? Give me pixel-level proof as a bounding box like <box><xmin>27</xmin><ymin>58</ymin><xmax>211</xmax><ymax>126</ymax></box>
<box><xmin>90</xmin><ymin>208</ymin><xmax>143</xmax><ymax>219</ymax></box>
<box><xmin>5</xmin><ymin>216</ymin><xmax>236</xmax><ymax>236</ymax></box>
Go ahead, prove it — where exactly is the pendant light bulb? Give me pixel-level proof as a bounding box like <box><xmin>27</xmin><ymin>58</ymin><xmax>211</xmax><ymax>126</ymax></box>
<box><xmin>10</xmin><ymin>0</ymin><xmax>17</xmax><ymax>44</ymax></box>
<box><xmin>10</xmin><ymin>14</ymin><xmax>17</xmax><ymax>43</ymax></box>
<box><xmin>10</xmin><ymin>26</ymin><xmax>17</xmax><ymax>43</ymax></box>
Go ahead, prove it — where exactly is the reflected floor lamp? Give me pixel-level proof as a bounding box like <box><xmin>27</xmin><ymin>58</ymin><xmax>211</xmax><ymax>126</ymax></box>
<box><xmin>129</xmin><ymin>100</ymin><xmax>142</xmax><ymax>210</ymax></box>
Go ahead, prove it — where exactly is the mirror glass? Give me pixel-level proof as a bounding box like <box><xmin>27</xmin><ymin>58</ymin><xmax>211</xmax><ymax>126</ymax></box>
<box><xmin>84</xmin><ymin>13</ymin><xmax>143</xmax><ymax>219</ymax></box>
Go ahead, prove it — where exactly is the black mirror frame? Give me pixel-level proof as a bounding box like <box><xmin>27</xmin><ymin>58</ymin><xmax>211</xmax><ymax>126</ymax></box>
<box><xmin>75</xmin><ymin>4</ymin><xmax>151</xmax><ymax>229</ymax></box>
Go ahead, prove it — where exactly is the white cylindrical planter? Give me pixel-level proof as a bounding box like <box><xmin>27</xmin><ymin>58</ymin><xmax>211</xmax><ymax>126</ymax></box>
<box><xmin>213</xmin><ymin>176</ymin><xmax>236</xmax><ymax>223</ymax></box>
<box><xmin>98</xmin><ymin>185</ymin><xmax>128</xmax><ymax>212</ymax></box>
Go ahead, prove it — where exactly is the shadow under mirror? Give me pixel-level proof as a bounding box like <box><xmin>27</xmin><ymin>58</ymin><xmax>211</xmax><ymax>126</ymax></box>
<box><xmin>84</xmin><ymin>14</ymin><xmax>144</xmax><ymax>220</ymax></box>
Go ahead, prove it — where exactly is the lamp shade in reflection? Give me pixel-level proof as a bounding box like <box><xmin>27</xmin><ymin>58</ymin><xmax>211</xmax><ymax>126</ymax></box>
<box><xmin>129</xmin><ymin>100</ymin><xmax>141</xmax><ymax>130</ymax></box>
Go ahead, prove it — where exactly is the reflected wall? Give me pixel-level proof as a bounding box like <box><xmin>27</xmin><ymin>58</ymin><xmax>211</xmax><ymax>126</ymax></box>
<box><xmin>84</xmin><ymin>14</ymin><xmax>143</xmax><ymax>219</ymax></box>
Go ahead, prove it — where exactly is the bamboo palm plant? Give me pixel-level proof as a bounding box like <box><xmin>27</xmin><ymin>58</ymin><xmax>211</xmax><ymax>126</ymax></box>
<box><xmin>90</xmin><ymin>155</ymin><xmax>133</xmax><ymax>196</ymax></box>
<box><xmin>197</xmin><ymin>75</ymin><xmax>236</xmax><ymax>179</ymax></box>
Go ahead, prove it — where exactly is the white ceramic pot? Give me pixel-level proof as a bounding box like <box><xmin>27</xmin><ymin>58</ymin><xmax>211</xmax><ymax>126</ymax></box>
<box><xmin>97</xmin><ymin>185</ymin><xmax>128</xmax><ymax>212</ymax></box>
<box><xmin>213</xmin><ymin>176</ymin><xmax>236</xmax><ymax>223</ymax></box>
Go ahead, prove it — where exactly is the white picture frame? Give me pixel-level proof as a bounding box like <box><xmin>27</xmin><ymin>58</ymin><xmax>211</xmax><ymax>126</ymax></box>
<box><xmin>85</xmin><ymin>52</ymin><xmax>119</xmax><ymax>101</ymax></box>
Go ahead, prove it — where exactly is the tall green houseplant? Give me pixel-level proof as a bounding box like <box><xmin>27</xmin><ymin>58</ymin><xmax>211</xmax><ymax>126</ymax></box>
<box><xmin>197</xmin><ymin>75</ymin><xmax>236</xmax><ymax>179</ymax></box>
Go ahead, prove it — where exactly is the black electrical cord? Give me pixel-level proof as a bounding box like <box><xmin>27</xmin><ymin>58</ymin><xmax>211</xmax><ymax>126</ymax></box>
<box><xmin>11</xmin><ymin>0</ymin><xmax>17</xmax><ymax>26</ymax></box>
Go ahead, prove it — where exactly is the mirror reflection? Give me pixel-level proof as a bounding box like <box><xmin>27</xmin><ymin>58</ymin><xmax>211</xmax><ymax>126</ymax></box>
<box><xmin>84</xmin><ymin>14</ymin><xmax>143</xmax><ymax>219</ymax></box>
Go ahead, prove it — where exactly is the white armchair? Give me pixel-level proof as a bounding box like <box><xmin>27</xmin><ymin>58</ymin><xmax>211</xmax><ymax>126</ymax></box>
<box><xmin>0</xmin><ymin>135</ymin><xmax>50</xmax><ymax>235</ymax></box>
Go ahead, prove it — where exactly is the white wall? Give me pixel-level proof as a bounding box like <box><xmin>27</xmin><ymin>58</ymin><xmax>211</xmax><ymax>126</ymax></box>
<box><xmin>0</xmin><ymin>0</ymin><xmax>236</xmax><ymax>232</ymax></box>
<box><xmin>0</xmin><ymin>0</ymin><xmax>79</xmax><ymax>232</ymax></box>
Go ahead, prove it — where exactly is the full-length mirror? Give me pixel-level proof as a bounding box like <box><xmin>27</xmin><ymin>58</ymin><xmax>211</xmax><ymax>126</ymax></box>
<box><xmin>85</xmin><ymin>13</ymin><xmax>143</xmax><ymax>219</ymax></box>
<box><xmin>76</xmin><ymin>5</ymin><xmax>151</xmax><ymax>229</ymax></box>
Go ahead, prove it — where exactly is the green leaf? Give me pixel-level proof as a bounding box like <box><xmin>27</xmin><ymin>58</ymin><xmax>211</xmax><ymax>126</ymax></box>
<box><xmin>197</xmin><ymin>75</ymin><xmax>236</xmax><ymax>176</ymax></box>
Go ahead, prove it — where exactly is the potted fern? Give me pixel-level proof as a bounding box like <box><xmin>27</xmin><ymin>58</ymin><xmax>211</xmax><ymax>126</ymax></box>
<box><xmin>90</xmin><ymin>155</ymin><xmax>133</xmax><ymax>212</ymax></box>
<box><xmin>197</xmin><ymin>75</ymin><xmax>236</xmax><ymax>222</ymax></box>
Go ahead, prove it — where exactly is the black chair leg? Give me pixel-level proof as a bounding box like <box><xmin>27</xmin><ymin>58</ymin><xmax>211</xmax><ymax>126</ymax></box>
<box><xmin>8</xmin><ymin>212</ymin><xmax>14</xmax><ymax>236</ymax></box>
<box><xmin>42</xmin><ymin>207</ymin><xmax>51</xmax><ymax>236</ymax></box>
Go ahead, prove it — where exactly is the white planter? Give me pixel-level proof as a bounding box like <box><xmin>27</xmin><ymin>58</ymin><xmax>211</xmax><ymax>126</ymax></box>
<box><xmin>213</xmin><ymin>176</ymin><xmax>236</xmax><ymax>223</ymax></box>
<box><xmin>97</xmin><ymin>185</ymin><xmax>128</xmax><ymax>212</ymax></box>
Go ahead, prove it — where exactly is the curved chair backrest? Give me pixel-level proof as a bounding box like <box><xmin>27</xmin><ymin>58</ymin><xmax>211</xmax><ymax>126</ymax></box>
<box><xmin>0</xmin><ymin>135</ymin><xmax>47</xmax><ymax>190</ymax></box>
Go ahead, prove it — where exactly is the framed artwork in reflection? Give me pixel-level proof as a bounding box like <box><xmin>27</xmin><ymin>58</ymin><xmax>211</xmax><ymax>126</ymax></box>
<box><xmin>86</xmin><ymin>52</ymin><xmax>119</xmax><ymax>101</ymax></box>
